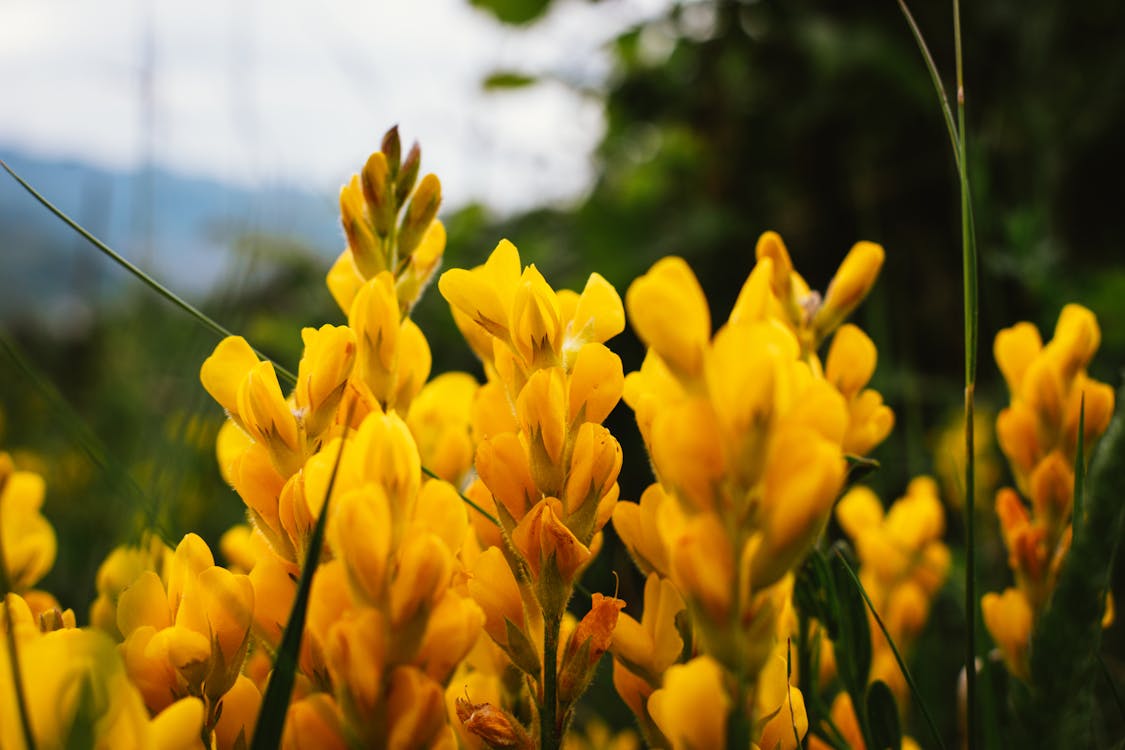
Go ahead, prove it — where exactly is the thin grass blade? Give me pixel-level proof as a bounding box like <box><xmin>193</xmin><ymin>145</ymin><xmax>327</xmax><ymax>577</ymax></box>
<box><xmin>0</xmin><ymin>159</ymin><xmax>297</xmax><ymax>385</ymax></box>
<box><xmin>420</xmin><ymin>465</ymin><xmax>499</xmax><ymax>526</ymax></box>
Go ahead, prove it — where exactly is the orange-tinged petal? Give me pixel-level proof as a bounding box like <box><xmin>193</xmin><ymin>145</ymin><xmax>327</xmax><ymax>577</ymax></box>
<box><xmin>650</xmin><ymin>398</ymin><xmax>724</xmax><ymax>513</ymax></box>
<box><xmin>612</xmin><ymin>483</ymin><xmax>672</xmax><ymax>577</ymax></box>
<box><xmin>326</xmin><ymin>608</ymin><xmax>387</xmax><ymax>717</ymax></box>
<box><xmin>281</xmin><ymin>694</ymin><xmax>347</xmax><ymax>750</ymax></box>
<box><xmin>564</xmin><ymin>422</ymin><xmax>622</xmax><ymax>521</ymax></box>
<box><xmin>1048</xmin><ymin>304</ymin><xmax>1100</xmax><ymax>381</ymax></box>
<box><xmin>416</xmin><ymin>591</ymin><xmax>485</xmax><ymax>683</ymax></box>
<box><xmin>982</xmin><ymin>588</ymin><xmax>1032</xmax><ymax>680</ymax></box>
<box><xmin>511</xmin><ymin>498</ymin><xmax>591</xmax><ymax>584</ymax></box>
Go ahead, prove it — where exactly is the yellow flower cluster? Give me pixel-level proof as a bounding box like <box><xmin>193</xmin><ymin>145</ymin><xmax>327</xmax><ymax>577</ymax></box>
<box><xmin>835</xmin><ymin>478</ymin><xmax>950</xmax><ymax>700</ymax></box>
<box><xmin>611</xmin><ymin>232</ymin><xmax>890</xmax><ymax>749</ymax></box>
<box><xmin>191</xmin><ymin>130</ymin><xmax>489</xmax><ymax>746</ymax></box>
<box><xmin>1</xmin><ymin>455</ymin><xmax>208</xmax><ymax>749</ymax></box>
<box><xmin>438</xmin><ymin>239</ymin><xmax>627</xmax><ymax>747</ymax></box>
<box><xmin>983</xmin><ymin>304</ymin><xmax>1115</xmax><ymax>679</ymax></box>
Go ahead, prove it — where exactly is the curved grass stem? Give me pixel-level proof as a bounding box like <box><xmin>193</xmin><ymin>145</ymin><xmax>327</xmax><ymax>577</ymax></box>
<box><xmin>0</xmin><ymin>159</ymin><xmax>297</xmax><ymax>385</ymax></box>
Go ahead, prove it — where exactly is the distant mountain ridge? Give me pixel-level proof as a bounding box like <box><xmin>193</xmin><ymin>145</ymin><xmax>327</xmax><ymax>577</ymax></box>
<box><xmin>0</xmin><ymin>148</ymin><xmax>342</xmax><ymax>323</ymax></box>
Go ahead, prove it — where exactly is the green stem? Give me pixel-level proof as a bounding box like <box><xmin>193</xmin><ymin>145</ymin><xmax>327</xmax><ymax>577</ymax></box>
<box><xmin>0</xmin><ymin>159</ymin><xmax>297</xmax><ymax>385</ymax></box>
<box><xmin>952</xmin><ymin>0</ymin><xmax>978</xmax><ymax>745</ymax></box>
<box><xmin>541</xmin><ymin>606</ymin><xmax>563</xmax><ymax>750</ymax></box>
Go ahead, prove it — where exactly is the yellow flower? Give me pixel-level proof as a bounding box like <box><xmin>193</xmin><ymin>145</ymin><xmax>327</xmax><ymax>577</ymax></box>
<box><xmin>282</xmin><ymin>694</ymin><xmax>347</xmax><ymax>750</ymax></box>
<box><xmin>511</xmin><ymin>498</ymin><xmax>592</xmax><ymax>586</ymax></box>
<box><xmin>406</xmin><ymin>372</ymin><xmax>478</xmax><ymax>487</ymax></box>
<box><xmin>986</xmin><ymin>304</ymin><xmax>1115</xmax><ymax>679</ymax></box>
<box><xmin>468</xmin><ymin>547</ymin><xmax>526</xmax><ymax>649</ymax></box>
<box><xmin>0</xmin><ymin>624</ymin><xmax>205</xmax><ymax>750</ymax></box>
<box><xmin>624</xmin><ymin>257</ymin><xmax>711</xmax><ymax>380</ymax></box>
<box><xmin>0</xmin><ymin>455</ymin><xmax>57</xmax><ymax>593</ymax></box>
<box><xmin>648</xmin><ymin>656</ymin><xmax>730</xmax><ymax>750</ymax></box>
<box><xmin>982</xmin><ymin>588</ymin><xmax>1033</xmax><ymax>680</ymax></box>
<box><xmin>812</xmin><ymin>241</ymin><xmax>885</xmax><ymax>341</ymax></box>
<box><xmin>116</xmin><ymin>534</ymin><xmax>253</xmax><ymax>728</ymax></box>
<box><xmin>611</xmin><ymin>573</ymin><xmax>686</xmax><ymax>684</ymax></box>
<box><xmin>295</xmin><ymin>324</ymin><xmax>356</xmax><ymax>439</ymax></box>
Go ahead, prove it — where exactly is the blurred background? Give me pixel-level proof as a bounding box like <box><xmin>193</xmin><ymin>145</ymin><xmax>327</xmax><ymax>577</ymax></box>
<box><xmin>2</xmin><ymin>0</ymin><xmax>1124</xmax><ymax>744</ymax></box>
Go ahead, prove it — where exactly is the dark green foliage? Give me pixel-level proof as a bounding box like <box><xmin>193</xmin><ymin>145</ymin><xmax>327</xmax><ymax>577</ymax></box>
<box><xmin>866</xmin><ymin>680</ymin><xmax>903</xmax><ymax>750</ymax></box>
<box><xmin>1014</xmin><ymin>386</ymin><xmax>1125</xmax><ymax>748</ymax></box>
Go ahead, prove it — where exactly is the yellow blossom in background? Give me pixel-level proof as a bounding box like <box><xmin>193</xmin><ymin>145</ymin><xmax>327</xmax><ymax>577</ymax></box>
<box><xmin>0</xmin><ymin>595</ymin><xmax>205</xmax><ymax>750</ymax></box>
<box><xmin>89</xmin><ymin>533</ymin><xmax>172</xmax><ymax>639</ymax></box>
<box><xmin>818</xmin><ymin>477</ymin><xmax>951</xmax><ymax>740</ymax></box>
<box><xmin>985</xmin><ymin>304</ymin><xmax>1115</xmax><ymax>679</ymax></box>
<box><xmin>933</xmin><ymin>408</ymin><xmax>1000</xmax><ymax>512</ymax></box>
<box><xmin>0</xmin><ymin>452</ymin><xmax>57</xmax><ymax>595</ymax></box>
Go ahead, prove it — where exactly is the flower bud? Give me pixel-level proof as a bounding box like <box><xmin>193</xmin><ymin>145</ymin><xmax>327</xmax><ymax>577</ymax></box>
<box><xmin>296</xmin><ymin>324</ymin><xmax>356</xmax><ymax>439</ymax></box>
<box><xmin>813</xmin><ymin>241</ymin><xmax>885</xmax><ymax>339</ymax></box>
<box><xmin>455</xmin><ymin>696</ymin><xmax>533</xmax><ymax>749</ymax></box>
<box><xmin>340</xmin><ymin>175</ymin><xmax>382</xmax><ymax>278</ymax></box>
<box><xmin>397</xmin><ymin>173</ymin><xmax>442</xmax><ymax>257</ymax></box>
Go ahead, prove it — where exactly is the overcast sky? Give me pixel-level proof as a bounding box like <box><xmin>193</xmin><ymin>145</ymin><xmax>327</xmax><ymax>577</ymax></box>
<box><xmin>0</xmin><ymin>0</ymin><xmax>666</xmax><ymax>214</ymax></box>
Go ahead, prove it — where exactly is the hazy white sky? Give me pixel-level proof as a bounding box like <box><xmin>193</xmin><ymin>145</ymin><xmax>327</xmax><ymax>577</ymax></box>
<box><xmin>0</xmin><ymin>0</ymin><xmax>665</xmax><ymax>214</ymax></box>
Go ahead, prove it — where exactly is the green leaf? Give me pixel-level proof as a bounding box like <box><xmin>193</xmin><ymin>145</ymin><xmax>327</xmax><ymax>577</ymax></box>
<box><xmin>483</xmin><ymin>71</ymin><xmax>539</xmax><ymax>90</ymax></box>
<box><xmin>251</xmin><ymin>406</ymin><xmax>355</xmax><ymax>750</ymax></box>
<box><xmin>865</xmin><ymin>680</ymin><xmax>902</xmax><ymax>750</ymax></box>
<box><xmin>469</xmin><ymin>0</ymin><xmax>551</xmax><ymax>25</ymax></box>
<box><xmin>796</xmin><ymin>548</ymin><xmax>838</xmax><ymax>637</ymax></box>
<box><xmin>830</xmin><ymin>546</ymin><xmax>871</xmax><ymax>695</ymax></box>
